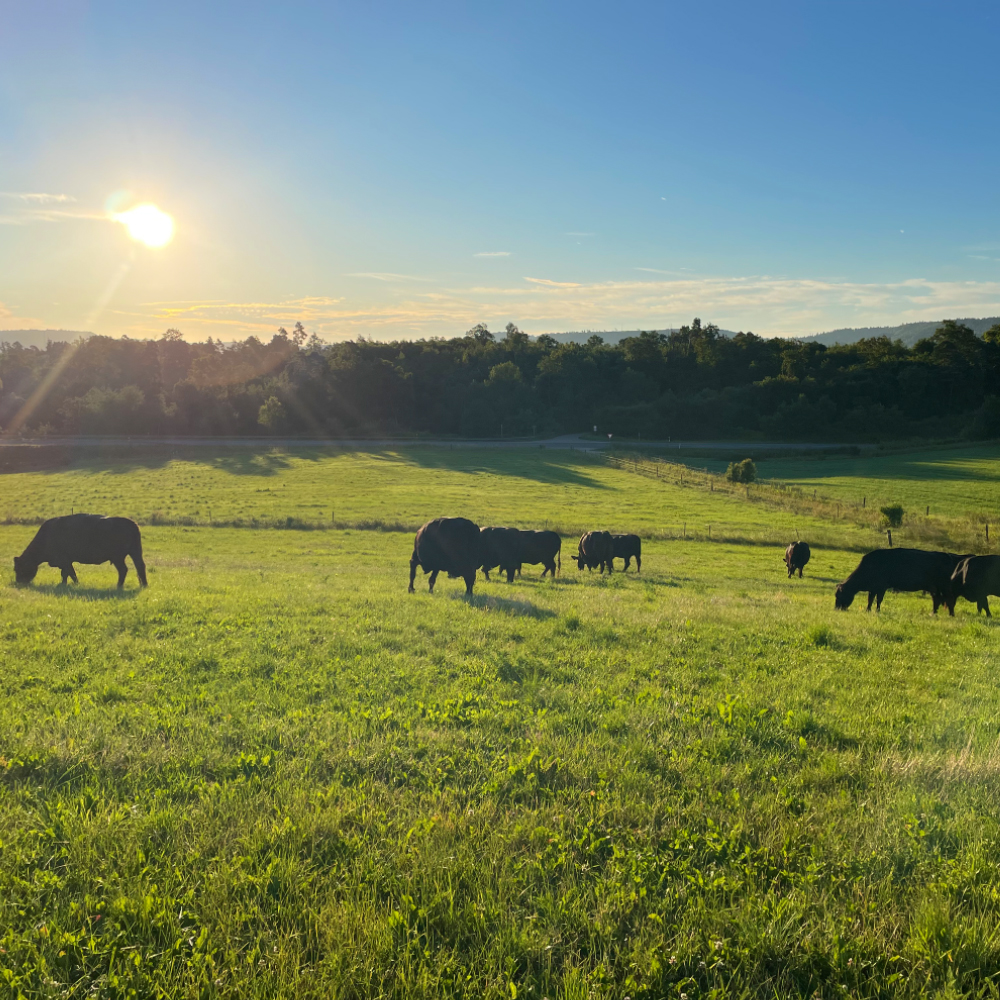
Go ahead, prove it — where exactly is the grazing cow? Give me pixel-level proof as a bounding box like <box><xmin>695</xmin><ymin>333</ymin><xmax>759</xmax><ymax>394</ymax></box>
<box><xmin>409</xmin><ymin>517</ymin><xmax>481</xmax><ymax>594</ymax></box>
<box><xmin>479</xmin><ymin>526</ymin><xmax>522</xmax><ymax>583</ymax></box>
<box><xmin>517</xmin><ymin>529</ymin><xmax>562</xmax><ymax>577</ymax></box>
<box><xmin>949</xmin><ymin>555</ymin><xmax>1000</xmax><ymax>616</ymax></box>
<box><xmin>834</xmin><ymin>547</ymin><xmax>968</xmax><ymax>614</ymax></box>
<box><xmin>785</xmin><ymin>541</ymin><xmax>811</xmax><ymax>578</ymax></box>
<box><xmin>612</xmin><ymin>533</ymin><xmax>642</xmax><ymax>572</ymax></box>
<box><xmin>576</xmin><ymin>530</ymin><xmax>615</xmax><ymax>574</ymax></box>
<box><xmin>13</xmin><ymin>514</ymin><xmax>147</xmax><ymax>589</ymax></box>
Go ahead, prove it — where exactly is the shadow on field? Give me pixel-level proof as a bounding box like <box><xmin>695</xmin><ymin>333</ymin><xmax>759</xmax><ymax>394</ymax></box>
<box><xmin>394</xmin><ymin>449</ymin><xmax>610</xmax><ymax>490</ymax></box>
<box><xmin>25</xmin><ymin>583</ymin><xmax>142</xmax><ymax>600</ymax></box>
<box><xmin>19</xmin><ymin>443</ymin><xmax>612</xmax><ymax>490</ymax></box>
<box><xmin>457</xmin><ymin>592</ymin><xmax>557</xmax><ymax>618</ymax></box>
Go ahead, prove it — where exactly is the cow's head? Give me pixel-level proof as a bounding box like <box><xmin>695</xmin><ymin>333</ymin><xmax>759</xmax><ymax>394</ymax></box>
<box><xmin>576</xmin><ymin>552</ymin><xmax>587</xmax><ymax>570</ymax></box>
<box><xmin>834</xmin><ymin>583</ymin><xmax>853</xmax><ymax>610</ymax></box>
<box><xmin>13</xmin><ymin>555</ymin><xmax>37</xmax><ymax>584</ymax></box>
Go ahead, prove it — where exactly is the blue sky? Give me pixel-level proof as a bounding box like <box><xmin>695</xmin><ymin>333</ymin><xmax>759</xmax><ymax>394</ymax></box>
<box><xmin>1</xmin><ymin>0</ymin><xmax>999</xmax><ymax>340</ymax></box>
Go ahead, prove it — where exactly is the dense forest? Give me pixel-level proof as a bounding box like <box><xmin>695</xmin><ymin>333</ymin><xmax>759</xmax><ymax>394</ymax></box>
<box><xmin>2</xmin><ymin>319</ymin><xmax>1000</xmax><ymax>442</ymax></box>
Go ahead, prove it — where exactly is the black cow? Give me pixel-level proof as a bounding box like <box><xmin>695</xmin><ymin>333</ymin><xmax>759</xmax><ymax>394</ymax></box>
<box><xmin>479</xmin><ymin>526</ymin><xmax>522</xmax><ymax>583</ymax></box>
<box><xmin>14</xmin><ymin>514</ymin><xmax>147</xmax><ymax>589</ymax></box>
<box><xmin>949</xmin><ymin>555</ymin><xmax>1000</xmax><ymax>616</ymax></box>
<box><xmin>612</xmin><ymin>533</ymin><xmax>641</xmax><ymax>572</ymax></box>
<box><xmin>409</xmin><ymin>517</ymin><xmax>481</xmax><ymax>594</ymax></box>
<box><xmin>517</xmin><ymin>529</ymin><xmax>561</xmax><ymax>577</ymax></box>
<box><xmin>785</xmin><ymin>541</ymin><xmax>811</xmax><ymax>578</ymax></box>
<box><xmin>576</xmin><ymin>530</ymin><xmax>615</xmax><ymax>574</ymax></box>
<box><xmin>834</xmin><ymin>547</ymin><xmax>968</xmax><ymax>614</ymax></box>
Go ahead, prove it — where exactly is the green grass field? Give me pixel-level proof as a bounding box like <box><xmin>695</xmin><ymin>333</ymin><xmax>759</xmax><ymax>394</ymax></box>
<box><xmin>0</xmin><ymin>446</ymin><xmax>871</xmax><ymax>547</ymax></box>
<box><xmin>698</xmin><ymin>444</ymin><xmax>1000</xmax><ymax>522</ymax></box>
<box><xmin>3</xmin><ymin>447</ymin><xmax>1000</xmax><ymax>998</ymax></box>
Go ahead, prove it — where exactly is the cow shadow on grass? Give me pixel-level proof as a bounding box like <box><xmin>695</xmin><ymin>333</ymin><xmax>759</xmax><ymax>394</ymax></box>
<box><xmin>23</xmin><ymin>583</ymin><xmax>142</xmax><ymax>601</ymax></box>
<box><xmin>455</xmin><ymin>592</ymin><xmax>557</xmax><ymax>618</ymax></box>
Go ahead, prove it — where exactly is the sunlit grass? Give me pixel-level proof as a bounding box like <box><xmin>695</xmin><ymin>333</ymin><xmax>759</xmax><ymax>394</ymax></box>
<box><xmin>2</xmin><ymin>515</ymin><xmax>1000</xmax><ymax>997</ymax></box>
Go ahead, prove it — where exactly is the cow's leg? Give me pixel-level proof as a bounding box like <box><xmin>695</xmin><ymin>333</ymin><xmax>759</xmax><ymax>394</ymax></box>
<box><xmin>798</xmin><ymin>566</ymin><xmax>803</xmax><ymax>578</ymax></box>
<box><xmin>408</xmin><ymin>556</ymin><xmax>419</xmax><ymax>593</ymax></box>
<box><xmin>867</xmin><ymin>591</ymin><xmax>875</xmax><ymax>611</ymax></box>
<box><xmin>505</xmin><ymin>566</ymin><xmax>514</xmax><ymax>583</ymax></box>
<box><xmin>428</xmin><ymin>570</ymin><xmax>439</xmax><ymax>593</ymax></box>
<box><xmin>931</xmin><ymin>593</ymin><xmax>941</xmax><ymax>614</ymax></box>
<box><xmin>61</xmin><ymin>566</ymin><xmax>72</xmax><ymax>584</ymax></box>
<box><xmin>624</xmin><ymin>556</ymin><xmax>631</xmax><ymax>572</ymax></box>
<box><xmin>66</xmin><ymin>564</ymin><xmax>78</xmax><ymax>583</ymax></box>
<box><xmin>113</xmin><ymin>559</ymin><xmax>129</xmax><ymax>589</ymax></box>
<box><xmin>463</xmin><ymin>572</ymin><xmax>475</xmax><ymax>595</ymax></box>
<box><xmin>636</xmin><ymin>555</ymin><xmax>641</xmax><ymax>573</ymax></box>
<box><xmin>483</xmin><ymin>568</ymin><xmax>491</xmax><ymax>582</ymax></box>
<box><xmin>876</xmin><ymin>591</ymin><xmax>885</xmax><ymax>611</ymax></box>
<box><xmin>981</xmin><ymin>599</ymin><xmax>991</xmax><ymax>618</ymax></box>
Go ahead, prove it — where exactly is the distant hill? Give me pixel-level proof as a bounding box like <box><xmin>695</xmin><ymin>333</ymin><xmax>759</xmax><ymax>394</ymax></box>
<box><xmin>536</xmin><ymin>318</ymin><xmax>1000</xmax><ymax>348</ymax></box>
<box><xmin>0</xmin><ymin>329</ymin><xmax>91</xmax><ymax>349</ymax></box>
<box><xmin>796</xmin><ymin>317</ymin><xmax>1000</xmax><ymax>348</ymax></box>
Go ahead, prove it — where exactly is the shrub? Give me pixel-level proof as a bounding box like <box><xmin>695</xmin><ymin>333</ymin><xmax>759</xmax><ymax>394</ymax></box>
<box><xmin>726</xmin><ymin>458</ymin><xmax>758</xmax><ymax>484</ymax></box>
<box><xmin>258</xmin><ymin>396</ymin><xmax>287</xmax><ymax>432</ymax></box>
<box><xmin>880</xmin><ymin>504</ymin><xmax>904</xmax><ymax>527</ymax></box>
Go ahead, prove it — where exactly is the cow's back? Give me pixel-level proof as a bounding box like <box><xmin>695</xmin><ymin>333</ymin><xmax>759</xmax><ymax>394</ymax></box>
<box><xmin>414</xmin><ymin>517</ymin><xmax>481</xmax><ymax>572</ymax></box>
<box><xmin>28</xmin><ymin>514</ymin><xmax>139</xmax><ymax>565</ymax></box>
<box><xmin>613</xmin><ymin>533</ymin><xmax>640</xmax><ymax>557</ymax></box>
<box><xmin>519</xmin><ymin>530</ymin><xmax>560</xmax><ymax>561</ymax></box>
<box><xmin>855</xmin><ymin>548</ymin><xmax>954</xmax><ymax>591</ymax></box>
<box><xmin>957</xmin><ymin>555</ymin><xmax>1000</xmax><ymax>595</ymax></box>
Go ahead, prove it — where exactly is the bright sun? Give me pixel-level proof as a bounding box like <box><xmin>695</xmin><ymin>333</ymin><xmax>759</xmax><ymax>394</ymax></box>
<box><xmin>114</xmin><ymin>203</ymin><xmax>174</xmax><ymax>248</ymax></box>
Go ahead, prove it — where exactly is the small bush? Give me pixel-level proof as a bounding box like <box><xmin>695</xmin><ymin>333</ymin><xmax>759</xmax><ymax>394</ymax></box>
<box><xmin>881</xmin><ymin>504</ymin><xmax>904</xmax><ymax>528</ymax></box>
<box><xmin>726</xmin><ymin>458</ymin><xmax>758</xmax><ymax>484</ymax></box>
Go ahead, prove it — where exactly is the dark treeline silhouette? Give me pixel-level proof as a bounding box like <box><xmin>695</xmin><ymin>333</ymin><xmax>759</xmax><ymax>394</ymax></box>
<box><xmin>2</xmin><ymin>318</ymin><xmax>1000</xmax><ymax>441</ymax></box>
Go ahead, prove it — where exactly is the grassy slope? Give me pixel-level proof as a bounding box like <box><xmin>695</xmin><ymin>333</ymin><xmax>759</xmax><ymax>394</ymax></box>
<box><xmin>2</xmin><ymin>452</ymin><xmax>1000</xmax><ymax>997</ymax></box>
<box><xmin>698</xmin><ymin>444</ymin><xmax>1000</xmax><ymax>520</ymax></box>
<box><xmin>0</xmin><ymin>446</ymin><xmax>866</xmax><ymax>546</ymax></box>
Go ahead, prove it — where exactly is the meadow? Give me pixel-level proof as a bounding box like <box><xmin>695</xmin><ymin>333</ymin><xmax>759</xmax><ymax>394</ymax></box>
<box><xmin>2</xmin><ymin>446</ymin><xmax>1000</xmax><ymax>999</ymax></box>
<box><xmin>696</xmin><ymin>444</ymin><xmax>1000</xmax><ymax>524</ymax></box>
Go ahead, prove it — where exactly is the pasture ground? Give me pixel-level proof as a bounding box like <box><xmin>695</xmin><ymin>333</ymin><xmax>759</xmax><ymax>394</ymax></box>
<box><xmin>698</xmin><ymin>443</ymin><xmax>1000</xmax><ymax>523</ymax></box>
<box><xmin>2</xmin><ymin>445</ymin><xmax>1000</xmax><ymax>999</ymax></box>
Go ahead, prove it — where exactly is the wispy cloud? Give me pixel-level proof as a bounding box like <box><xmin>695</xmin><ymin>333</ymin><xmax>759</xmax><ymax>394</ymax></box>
<box><xmin>0</xmin><ymin>299</ymin><xmax>45</xmax><ymax>331</ymax></box>
<box><xmin>88</xmin><ymin>274</ymin><xmax>1000</xmax><ymax>342</ymax></box>
<box><xmin>346</xmin><ymin>272</ymin><xmax>432</xmax><ymax>282</ymax></box>
<box><xmin>0</xmin><ymin>192</ymin><xmax>76</xmax><ymax>204</ymax></box>
<box><xmin>474</xmin><ymin>251</ymin><xmax>511</xmax><ymax>257</ymax></box>
<box><xmin>524</xmin><ymin>277</ymin><xmax>582</xmax><ymax>288</ymax></box>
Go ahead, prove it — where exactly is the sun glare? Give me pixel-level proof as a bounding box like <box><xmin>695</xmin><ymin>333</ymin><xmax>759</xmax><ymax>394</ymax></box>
<box><xmin>114</xmin><ymin>203</ymin><xmax>174</xmax><ymax>248</ymax></box>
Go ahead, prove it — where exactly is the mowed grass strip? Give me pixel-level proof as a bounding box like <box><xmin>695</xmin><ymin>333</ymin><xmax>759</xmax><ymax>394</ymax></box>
<box><xmin>2</xmin><ymin>525</ymin><xmax>1000</xmax><ymax>998</ymax></box>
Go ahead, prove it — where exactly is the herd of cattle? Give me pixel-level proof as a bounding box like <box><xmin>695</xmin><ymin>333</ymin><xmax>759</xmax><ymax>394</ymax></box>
<box><xmin>9</xmin><ymin>513</ymin><xmax>1000</xmax><ymax>618</ymax></box>
<box><xmin>407</xmin><ymin>516</ymin><xmax>641</xmax><ymax>594</ymax></box>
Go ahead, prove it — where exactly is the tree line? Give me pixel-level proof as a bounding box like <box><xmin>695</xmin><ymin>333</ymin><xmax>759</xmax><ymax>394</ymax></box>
<box><xmin>2</xmin><ymin>318</ymin><xmax>999</xmax><ymax>442</ymax></box>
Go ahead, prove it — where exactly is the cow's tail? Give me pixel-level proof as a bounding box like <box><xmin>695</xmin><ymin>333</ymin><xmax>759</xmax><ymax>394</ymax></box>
<box><xmin>557</xmin><ymin>550</ymin><xmax>561</xmax><ymax>576</ymax></box>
